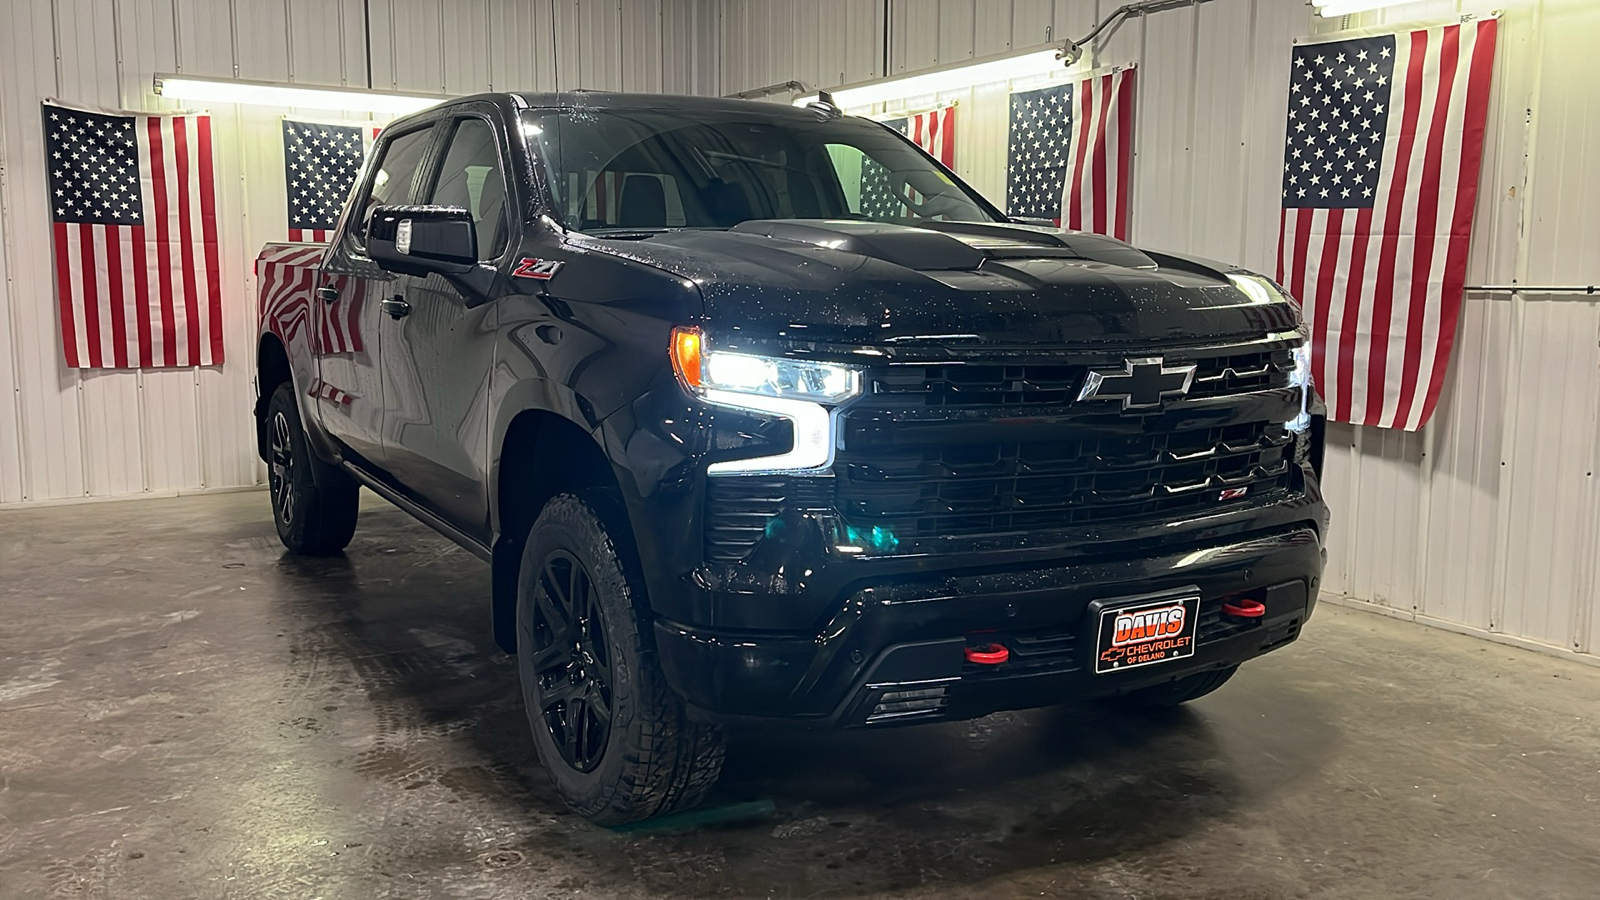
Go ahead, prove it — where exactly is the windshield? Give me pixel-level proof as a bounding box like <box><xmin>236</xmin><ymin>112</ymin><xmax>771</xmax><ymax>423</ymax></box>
<box><xmin>521</xmin><ymin>106</ymin><xmax>1001</xmax><ymax>233</ymax></box>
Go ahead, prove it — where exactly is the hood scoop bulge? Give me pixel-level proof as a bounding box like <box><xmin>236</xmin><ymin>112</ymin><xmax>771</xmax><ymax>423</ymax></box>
<box><xmin>728</xmin><ymin>219</ymin><xmax>1157</xmax><ymax>273</ymax></box>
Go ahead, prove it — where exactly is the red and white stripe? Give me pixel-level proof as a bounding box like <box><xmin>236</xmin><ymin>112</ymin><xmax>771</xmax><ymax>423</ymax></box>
<box><xmin>56</xmin><ymin>110</ymin><xmax>222</xmax><ymax>368</ymax></box>
<box><xmin>1062</xmin><ymin>67</ymin><xmax>1136</xmax><ymax>240</ymax></box>
<box><xmin>256</xmin><ymin>243</ymin><xmax>326</xmax><ymax>350</ymax></box>
<box><xmin>906</xmin><ymin>105</ymin><xmax>955</xmax><ymax>168</ymax></box>
<box><xmin>316</xmin><ymin>275</ymin><xmax>365</xmax><ymax>356</ymax></box>
<box><xmin>256</xmin><ymin>243</ymin><xmax>364</xmax><ymax>357</ymax></box>
<box><xmin>1278</xmin><ymin>19</ymin><xmax>1497</xmax><ymax>431</ymax></box>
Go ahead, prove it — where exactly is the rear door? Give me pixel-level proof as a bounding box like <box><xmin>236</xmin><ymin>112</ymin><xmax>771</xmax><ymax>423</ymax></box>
<box><xmin>379</xmin><ymin>109</ymin><xmax>513</xmax><ymax>539</ymax></box>
<box><xmin>314</xmin><ymin>121</ymin><xmax>438</xmax><ymax>468</ymax></box>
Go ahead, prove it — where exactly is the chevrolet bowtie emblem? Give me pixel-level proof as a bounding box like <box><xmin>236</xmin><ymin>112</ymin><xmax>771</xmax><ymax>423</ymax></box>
<box><xmin>1076</xmin><ymin>357</ymin><xmax>1198</xmax><ymax>410</ymax></box>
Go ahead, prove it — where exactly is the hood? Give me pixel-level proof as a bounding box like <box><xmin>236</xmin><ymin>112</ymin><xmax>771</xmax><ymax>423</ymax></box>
<box><xmin>576</xmin><ymin>220</ymin><xmax>1298</xmax><ymax>351</ymax></box>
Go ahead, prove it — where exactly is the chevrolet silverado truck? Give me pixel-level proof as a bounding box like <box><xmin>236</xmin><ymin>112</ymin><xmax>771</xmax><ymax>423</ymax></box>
<box><xmin>254</xmin><ymin>91</ymin><xmax>1328</xmax><ymax>824</ymax></box>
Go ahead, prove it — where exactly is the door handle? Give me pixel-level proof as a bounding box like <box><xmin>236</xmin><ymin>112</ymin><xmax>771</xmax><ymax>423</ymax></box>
<box><xmin>380</xmin><ymin>296</ymin><xmax>411</xmax><ymax>319</ymax></box>
<box><xmin>315</xmin><ymin>285</ymin><xmax>339</xmax><ymax>302</ymax></box>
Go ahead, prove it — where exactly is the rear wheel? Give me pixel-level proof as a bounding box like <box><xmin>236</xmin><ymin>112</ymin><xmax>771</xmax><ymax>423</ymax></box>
<box><xmin>1105</xmin><ymin>665</ymin><xmax>1238</xmax><ymax>709</ymax></box>
<box><xmin>516</xmin><ymin>493</ymin><xmax>724</xmax><ymax>825</ymax></box>
<box><xmin>265</xmin><ymin>382</ymin><xmax>359</xmax><ymax>555</ymax></box>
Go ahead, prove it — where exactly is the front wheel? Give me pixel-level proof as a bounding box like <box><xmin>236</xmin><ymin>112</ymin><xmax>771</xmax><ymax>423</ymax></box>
<box><xmin>516</xmin><ymin>493</ymin><xmax>724</xmax><ymax>825</ymax></box>
<box><xmin>265</xmin><ymin>382</ymin><xmax>359</xmax><ymax>555</ymax></box>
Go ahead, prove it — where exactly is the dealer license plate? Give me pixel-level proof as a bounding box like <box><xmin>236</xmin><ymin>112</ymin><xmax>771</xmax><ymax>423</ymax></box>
<box><xmin>1093</xmin><ymin>593</ymin><xmax>1201</xmax><ymax>674</ymax></box>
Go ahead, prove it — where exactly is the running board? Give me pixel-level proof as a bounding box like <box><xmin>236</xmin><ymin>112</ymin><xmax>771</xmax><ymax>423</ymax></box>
<box><xmin>340</xmin><ymin>462</ymin><xmax>493</xmax><ymax>562</ymax></box>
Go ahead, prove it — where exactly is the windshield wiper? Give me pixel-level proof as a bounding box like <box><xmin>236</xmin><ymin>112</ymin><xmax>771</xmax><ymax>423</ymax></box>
<box><xmin>583</xmin><ymin>226</ymin><xmax>675</xmax><ymax>237</ymax></box>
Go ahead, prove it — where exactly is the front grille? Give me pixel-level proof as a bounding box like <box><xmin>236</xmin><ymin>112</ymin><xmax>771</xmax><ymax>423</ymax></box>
<box><xmin>867</xmin><ymin>348</ymin><xmax>1294</xmax><ymax>408</ymax></box>
<box><xmin>702</xmin><ymin>340</ymin><xmax>1304</xmax><ymax>561</ymax></box>
<box><xmin>835</xmin><ymin>422</ymin><xmax>1294</xmax><ymax>541</ymax></box>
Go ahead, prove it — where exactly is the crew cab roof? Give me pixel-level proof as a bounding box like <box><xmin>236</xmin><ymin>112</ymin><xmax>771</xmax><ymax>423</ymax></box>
<box><xmin>383</xmin><ymin>90</ymin><xmax>831</xmax><ymax>133</ymax></box>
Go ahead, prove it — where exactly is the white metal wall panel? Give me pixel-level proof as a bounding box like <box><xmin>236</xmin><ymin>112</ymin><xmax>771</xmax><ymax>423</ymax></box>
<box><xmin>1010</xmin><ymin>0</ymin><xmax>1053</xmax><ymax>50</ymax></box>
<box><xmin>712</xmin><ymin>0</ymin><xmax>1600</xmax><ymax>661</ymax></box>
<box><xmin>286</xmin><ymin>0</ymin><xmax>365</xmax><ymax>87</ymax></box>
<box><xmin>235</xmin><ymin>0</ymin><xmax>293</xmax><ymax>83</ymax></box>
<box><xmin>1418</xmin><ymin>293</ymin><xmax>1509</xmax><ymax>629</ymax></box>
<box><xmin>442</xmin><ymin>0</ymin><xmax>493</xmax><ymax>95</ymax></box>
<box><xmin>0</xmin><ymin>95</ymin><xmax>20</xmax><ymax>505</ymax></box>
<box><xmin>621</xmin><ymin>0</ymin><xmax>666</xmax><ymax>93</ymax></box>
<box><xmin>1497</xmin><ymin>300</ymin><xmax>1600</xmax><ymax>646</ymax></box>
<box><xmin>1187</xmin><ymin>0</ymin><xmax>1252</xmax><ymax>266</ymax></box>
<box><xmin>1130</xmin><ymin>8</ymin><xmax>1190</xmax><ymax>254</ymax></box>
<box><xmin>0</xmin><ymin>0</ymin><xmax>716</xmax><ymax>508</ymax></box>
<box><xmin>4</xmin><ymin>1</ymin><xmax>85</xmax><ymax>501</ymax></box>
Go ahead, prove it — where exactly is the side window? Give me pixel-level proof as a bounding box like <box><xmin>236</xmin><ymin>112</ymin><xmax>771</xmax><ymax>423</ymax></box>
<box><xmin>353</xmin><ymin>126</ymin><xmax>433</xmax><ymax>243</ymax></box>
<box><xmin>429</xmin><ymin>118</ymin><xmax>509</xmax><ymax>260</ymax></box>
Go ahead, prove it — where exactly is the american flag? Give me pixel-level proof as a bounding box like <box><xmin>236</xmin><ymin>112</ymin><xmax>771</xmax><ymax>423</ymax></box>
<box><xmin>284</xmin><ymin>120</ymin><xmax>378</xmax><ymax>243</ymax></box>
<box><xmin>43</xmin><ymin>102</ymin><xmax>223</xmax><ymax>369</ymax></box>
<box><xmin>1277</xmin><ymin>18</ymin><xmax>1498</xmax><ymax>431</ymax></box>
<box><xmin>860</xmin><ymin>104</ymin><xmax>956</xmax><ymax>219</ymax></box>
<box><xmin>1007</xmin><ymin>68</ymin><xmax>1135</xmax><ymax>238</ymax></box>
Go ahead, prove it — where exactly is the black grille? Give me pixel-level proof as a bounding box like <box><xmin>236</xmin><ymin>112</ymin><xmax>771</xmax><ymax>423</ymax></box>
<box><xmin>868</xmin><ymin>348</ymin><xmax>1294</xmax><ymax>408</ymax></box>
<box><xmin>702</xmin><ymin>341</ymin><xmax>1303</xmax><ymax>560</ymax></box>
<box><xmin>834</xmin><ymin>422</ymin><xmax>1294</xmax><ymax>540</ymax></box>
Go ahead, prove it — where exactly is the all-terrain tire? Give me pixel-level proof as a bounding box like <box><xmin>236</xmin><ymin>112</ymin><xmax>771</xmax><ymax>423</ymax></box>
<box><xmin>265</xmin><ymin>382</ymin><xmax>359</xmax><ymax>555</ymax></box>
<box><xmin>516</xmin><ymin>492</ymin><xmax>725</xmax><ymax>826</ymax></box>
<box><xmin>1106</xmin><ymin>665</ymin><xmax>1239</xmax><ymax>709</ymax></box>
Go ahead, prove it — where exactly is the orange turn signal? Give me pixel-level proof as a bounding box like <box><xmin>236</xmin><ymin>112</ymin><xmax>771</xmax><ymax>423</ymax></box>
<box><xmin>670</xmin><ymin>326</ymin><xmax>704</xmax><ymax>389</ymax></box>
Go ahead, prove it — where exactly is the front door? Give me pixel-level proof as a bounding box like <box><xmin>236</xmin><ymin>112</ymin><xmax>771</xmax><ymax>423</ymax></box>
<box><xmin>314</xmin><ymin>122</ymin><xmax>437</xmax><ymax>468</ymax></box>
<box><xmin>380</xmin><ymin>112</ymin><xmax>511</xmax><ymax>541</ymax></box>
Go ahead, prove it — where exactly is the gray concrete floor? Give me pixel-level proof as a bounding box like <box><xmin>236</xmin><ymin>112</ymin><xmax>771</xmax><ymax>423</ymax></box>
<box><xmin>1</xmin><ymin>492</ymin><xmax>1598</xmax><ymax>900</ymax></box>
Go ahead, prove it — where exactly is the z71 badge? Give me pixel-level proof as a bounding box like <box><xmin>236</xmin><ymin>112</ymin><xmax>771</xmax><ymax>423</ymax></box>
<box><xmin>512</xmin><ymin>257</ymin><xmax>563</xmax><ymax>280</ymax></box>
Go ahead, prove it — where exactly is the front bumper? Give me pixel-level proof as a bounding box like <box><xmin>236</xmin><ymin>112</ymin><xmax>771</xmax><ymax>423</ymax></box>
<box><xmin>655</xmin><ymin>525</ymin><xmax>1323</xmax><ymax>726</ymax></box>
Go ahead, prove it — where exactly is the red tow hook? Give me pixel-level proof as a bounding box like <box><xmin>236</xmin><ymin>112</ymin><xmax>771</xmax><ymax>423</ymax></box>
<box><xmin>964</xmin><ymin>643</ymin><xmax>1010</xmax><ymax>665</ymax></box>
<box><xmin>1222</xmin><ymin>598</ymin><xmax>1267</xmax><ymax>619</ymax></box>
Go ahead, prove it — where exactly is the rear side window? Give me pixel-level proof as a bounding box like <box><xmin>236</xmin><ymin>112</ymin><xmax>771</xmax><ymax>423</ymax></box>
<box><xmin>427</xmin><ymin>118</ymin><xmax>511</xmax><ymax>260</ymax></box>
<box><xmin>354</xmin><ymin>126</ymin><xmax>433</xmax><ymax>239</ymax></box>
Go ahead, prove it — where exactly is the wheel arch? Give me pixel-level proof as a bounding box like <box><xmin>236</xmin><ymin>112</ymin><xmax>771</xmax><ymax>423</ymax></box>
<box><xmin>255</xmin><ymin>334</ymin><xmax>294</xmax><ymax>462</ymax></box>
<box><xmin>490</xmin><ymin>408</ymin><xmax>623</xmax><ymax>653</ymax></box>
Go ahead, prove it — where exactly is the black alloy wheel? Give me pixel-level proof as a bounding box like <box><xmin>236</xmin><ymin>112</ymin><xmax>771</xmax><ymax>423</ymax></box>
<box><xmin>269</xmin><ymin>409</ymin><xmax>297</xmax><ymax>527</ymax></box>
<box><xmin>515</xmin><ymin>492</ymin><xmax>725</xmax><ymax>824</ymax></box>
<box><xmin>263</xmin><ymin>382</ymin><xmax>359</xmax><ymax>555</ymax></box>
<box><xmin>526</xmin><ymin>550</ymin><xmax>614</xmax><ymax>772</ymax></box>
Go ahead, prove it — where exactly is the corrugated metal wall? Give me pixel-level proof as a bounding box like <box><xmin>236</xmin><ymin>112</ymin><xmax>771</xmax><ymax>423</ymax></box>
<box><xmin>0</xmin><ymin>0</ymin><xmax>717</xmax><ymax>506</ymax></box>
<box><xmin>714</xmin><ymin>0</ymin><xmax>1600</xmax><ymax>662</ymax></box>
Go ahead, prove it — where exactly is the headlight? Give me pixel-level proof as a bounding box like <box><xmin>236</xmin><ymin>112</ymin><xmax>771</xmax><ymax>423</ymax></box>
<box><xmin>1225</xmin><ymin>273</ymin><xmax>1314</xmax><ymax>434</ymax></box>
<box><xmin>670</xmin><ymin>327</ymin><xmax>862</xmax><ymax>475</ymax></box>
<box><xmin>1286</xmin><ymin>339</ymin><xmax>1313</xmax><ymax>433</ymax></box>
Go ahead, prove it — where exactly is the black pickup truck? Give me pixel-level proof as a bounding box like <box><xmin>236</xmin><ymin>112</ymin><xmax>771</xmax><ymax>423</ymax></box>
<box><xmin>255</xmin><ymin>91</ymin><xmax>1327</xmax><ymax>824</ymax></box>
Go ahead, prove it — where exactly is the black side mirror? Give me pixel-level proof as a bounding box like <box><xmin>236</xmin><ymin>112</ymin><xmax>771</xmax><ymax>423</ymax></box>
<box><xmin>367</xmin><ymin>205</ymin><xmax>476</xmax><ymax>276</ymax></box>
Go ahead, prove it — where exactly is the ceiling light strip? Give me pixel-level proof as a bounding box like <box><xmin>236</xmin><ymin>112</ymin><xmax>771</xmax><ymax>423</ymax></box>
<box><xmin>154</xmin><ymin>74</ymin><xmax>445</xmax><ymax>115</ymax></box>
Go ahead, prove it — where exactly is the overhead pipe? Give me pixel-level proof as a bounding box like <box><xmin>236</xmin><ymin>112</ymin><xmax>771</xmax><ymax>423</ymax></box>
<box><xmin>1464</xmin><ymin>285</ymin><xmax>1599</xmax><ymax>294</ymax></box>
<box><xmin>1060</xmin><ymin>0</ymin><xmax>1216</xmax><ymax>65</ymax></box>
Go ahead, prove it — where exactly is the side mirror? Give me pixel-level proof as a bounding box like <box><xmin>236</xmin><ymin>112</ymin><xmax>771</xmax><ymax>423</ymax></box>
<box><xmin>367</xmin><ymin>205</ymin><xmax>476</xmax><ymax>276</ymax></box>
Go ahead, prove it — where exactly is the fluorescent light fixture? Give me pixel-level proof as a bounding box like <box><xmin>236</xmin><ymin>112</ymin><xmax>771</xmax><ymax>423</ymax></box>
<box><xmin>154</xmin><ymin>74</ymin><xmax>444</xmax><ymax>115</ymax></box>
<box><xmin>1311</xmin><ymin>0</ymin><xmax>1409</xmax><ymax>17</ymax></box>
<box><xmin>795</xmin><ymin>47</ymin><xmax>1067</xmax><ymax>110</ymax></box>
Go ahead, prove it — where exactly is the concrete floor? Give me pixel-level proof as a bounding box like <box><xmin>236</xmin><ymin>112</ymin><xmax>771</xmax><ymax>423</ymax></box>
<box><xmin>1</xmin><ymin>493</ymin><xmax>1597</xmax><ymax>900</ymax></box>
